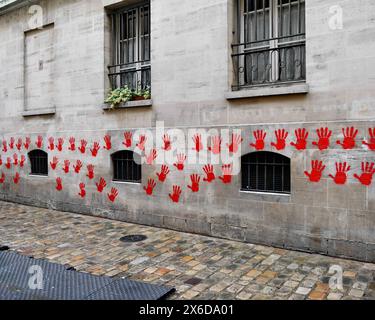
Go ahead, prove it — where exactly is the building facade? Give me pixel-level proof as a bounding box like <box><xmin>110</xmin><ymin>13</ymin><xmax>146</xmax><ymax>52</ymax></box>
<box><xmin>0</xmin><ymin>0</ymin><xmax>374</xmax><ymax>262</ymax></box>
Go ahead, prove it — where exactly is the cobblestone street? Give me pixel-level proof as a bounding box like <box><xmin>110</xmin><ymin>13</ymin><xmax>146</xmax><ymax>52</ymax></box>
<box><xmin>0</xmin><ymin>200</ymin><xmax>374</xmax><ymax>300</ymax></box>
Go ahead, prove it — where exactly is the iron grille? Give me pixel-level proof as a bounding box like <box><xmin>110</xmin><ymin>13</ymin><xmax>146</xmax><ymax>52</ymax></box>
<box><xmin>28</xmin><ymin>150</ymin><xmax>48</xmax><ymax>176</ymax></box>
<box><xmin>232</xmin><ymin>0</ymin><xmax>305</xmax><ymax>89</ymax></box>
<box><xmin>112</xmin><ymin>150</ymin><xmax>141</xmax><ymax>183</ymax></box>
<box><xmin>108</xmin><ymin>2</ymin><xmax>151</xmax><ymax>91</ymax></box>
<box><xmin>241</xmin><ymin>151</ymin><xmax>291</xmax><ymax>194</ymax></box>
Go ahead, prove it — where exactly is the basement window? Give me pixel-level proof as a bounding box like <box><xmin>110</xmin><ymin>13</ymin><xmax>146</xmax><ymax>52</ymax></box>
<box><xmin>112</xmin><ymin>150</ymin><xmax>141</xmax><ymax>183</ymax></box>
<box><xmin>28</xmin><ymin>150</ymin><xmax>48</xmax><ymax>176</ymax></box>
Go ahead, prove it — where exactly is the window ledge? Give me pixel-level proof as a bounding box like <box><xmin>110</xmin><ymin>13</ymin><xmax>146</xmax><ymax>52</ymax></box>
<box><xmin>225</xmin><ymin>83</ymin><xmax>309</xmax><ymax>100</ymax></box>
<box><xmin>103</xmin><ymin>99</ymin><xmax>152</xmax><ymax>110</ymax></box>
<box><xmin>22</xmin><ymin>107</ymin><xmax>56</xmax><ymax>117</ymax></box>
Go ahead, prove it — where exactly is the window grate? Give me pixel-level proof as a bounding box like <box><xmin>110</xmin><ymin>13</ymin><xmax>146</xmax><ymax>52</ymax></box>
<box><xmin>112</xmin><ymin>150</ymin><xmax>141</xmax><ymax>183</ymax></box>
<box><xmin>28</xmin><ymin>150</ymin><xmax>48</xmax><ymax>176</ymax></box>
<box><xmin>241</xmin><ymin>151</ymin><xmax>290</xmax><ymax>194</ymax></box>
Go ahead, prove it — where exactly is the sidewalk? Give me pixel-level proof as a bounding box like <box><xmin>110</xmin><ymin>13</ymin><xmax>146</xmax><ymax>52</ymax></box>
<box><xmin>0</xmin><ymin>200</ymin><xmax>374</xmax><ymax>300</ymax></box>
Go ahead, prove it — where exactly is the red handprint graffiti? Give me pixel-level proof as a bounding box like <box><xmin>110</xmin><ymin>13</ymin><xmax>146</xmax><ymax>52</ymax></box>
<box><xmin>96</xmin><ymin>177</ymin><xmax>107</xmax><ymax>193</ymax></box>
<box><xmin>90</xmin><ymin>142</ymin><xmax>100</xmax><ymax>157</ymax></box>
<box><xmin>144</xmin><ymin>178</ymin><xmax>156</xmax><ymax>196</ymax></box>
<box><xmin>19</xmin><ymin>155</ymin><xmax>26</xmax><ymax>168</ymax></box>
<box><xmin>192</xmin><ymin>134</ymin><xmax>203</xmax><ymax>152</ymax></box>
<box><xmin>62</xmin><ymin>160</ymin><xmax>70</xmax><ymax>174</ymax></box>
<box><xmin>5</xmin><ymin>158</ymin><xmax>11</xmax><ymax>169</ymax></box>
<box><xmin>312</xmin><ymin>127</ymin><xmax>332</xmax><ymax>151</ymax></box>
<box><xmin>336</xmin><ymin>127</ymin><xmax>358</xmax><ymax>150</ymax></box>
<box><xmin>188</xmin><ymin>174</ymin><xmax>201</xmax><ymax>193</ymax></box>
<box><xmin>227</xmin><ymin>134</ymin><xmax>242</xmax><ymax>154</ymax></box>
<box><xmin>50</xmin><ymin>157</ymin><xmax>59</xmax><ymax>170</ymax></box>
<box><xmin>2</xmin><ymin>140</ymin><xmax>7</xmax><ymax>153</ymax></box>
<box><xmin>107</xmin><ymin>187</ymin><xmax>119</xmax><ymax>203</ymax></box>
<box><xmin>354</xmin><ymin>162</ymin><xmax>375</xmax><ymax>186</ymax></box>
<box><xmin>103</xmin><ymin>135</ymin><xmax>112</xmax><ymax>150</ymax></box>
<box><xmin>78</xmin><ymin>183</ymin><xmax>86</xmax><ymax>198</ymax></box>
<box><xmin>250</xmin><ymin>130</ymin><xmax>266</xmax><ymax>151</ymax></box>
<box><xmin>13</xmin><ymin>154</ymin><xmax>18</xmax><ymax>166</ymax></box>
<box><xmin>304</xmin><ymin>160</ymin><xmax>326</xmax><ymax>182</ymax></box>
<box><xmin>9</xmin><ymin>137</ymin><xmax>14</xmax><ymax>150</ymax></box>
<box><xmin>69</xmin><ymin>137</ymin><xmax>76</xmax><ymax>151</ymax></box>
<box><xmin>174</xmin><ymin>153</ymin><xmax>186</xmax><ymax>171</ymax></box>
<box><xmin>157</xmin><ymin>165</ymin><xmax>170</xmax><ymax>182</ymax></box>
<box><xmin>162</xmin><ymin>134</ymin><xmax>172</xmax><ymax>151</ymax></box>
<box><xmin>78</xmin><ymin>139</ymin><xmax>87</xmax><ymax>154</ymax></box>
<box><xmin>123</xmin><ymin>132</ymin><xmax>133</xmax><ymax>148</ymax></box>
<box><xmin>73</xmin><ymin>160</ymin><xmax>83</xmax><ymax>174</ymax></box>
<box><xmin>48</xmin><ymin>137</ymin><xmax>55</xmax><ymax>151</ymax></box>
<box><xmin>36</xmin><ymin>136</ymin><xmax>43</xmax><ymax>149</ymax></box>
<box><xmin>145</xmin><ymin>149</ymin><xmax>157</xmax><ymax>165</ymax></box>
<box><xmin>24</xmin><ymin>137</ymin><xmax>31</xmax><ymax>150</ymax></box>
<box><xmin>329</xmin><ymin>162</ymin><xmax>351</xmax><ymax>185</ymax></box>
<box><xmin>271</xmin><ymin>129</ymin><xmax>288</xmax><ymax>151</ymax></box>
<box><xmin>16</xmin><ymin>138</ymin><xmax>22</xmax><ymax>151</ymax></box>
<box><xmin>291</xmin><ymin>128</ymin><xmax>308</xmax><ymax>151</ymax></box>
<box><xmin>363</xmin><ymin>128</ymin><xmax>375</xmax><ymax>151</ymax></box>
<box><xmin>13</xmin><ymin>172</ymin><xmax>20</xmax><ymax>184</ymax></box>
<box><xmin>136</xmin><ymin>135</ymin><xmax>147</xmax><ymax>151</ymax></box>
<box><xmin>203</xmin><ymin>164</ymin><xmax>215</xmax><ymax>183</ymax></box>
<box><xmin>56</xmin><ymin>178</ymin><xmax>63</xmax><ymax>191</ymax></box>
<box><xmin>169</xmin><ymin>185</ymin><xmax>182</xmax><ymax>203</ymax></box>
<box><xmin>0</xmin><ymin>172</ymin><xmax>5</xmax><ymax>184</ymax></box>
<box><xmin>56</xmin><ymin>138</ymin><xmax>64</xmax><ymax>152</ymax></box>
<box><xmin>208</xmin><ymin>135</ymin><xmax>222</xmax><ymax>154</ymax></box>
<box><xmin>219</xmin><ymin>164</ymin><xmax>233</xmax><ymax>184</ymax></box>
<box><xmin>87</xmin><ymin>164</ymin><xmax>95</xmax><ymax>180</ymax></box>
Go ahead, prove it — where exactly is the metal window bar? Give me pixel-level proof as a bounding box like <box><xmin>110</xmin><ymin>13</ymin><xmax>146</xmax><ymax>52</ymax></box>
<box><xmin>233</xmin><ymin>0</ymin><xmax>305</xmax><ymax>89</ymax></box>
<box><xmin>112</xmin><ymin>151</ymin><xmax>141</xmax><ymax>183</ymax></box>
<box><xmin>28</xmin><ymin>150</ymin><xmax>48</xmax><ymax>176</ymax></box>
<box><xmin>241</xmin><ymin>151</ymin><xmax>291</xmax><ymax>194</ymax></box>
<box><xmin>108</xmin><ymin>2</ymin><xmax>151</xmax><ymax>91</ymax></box>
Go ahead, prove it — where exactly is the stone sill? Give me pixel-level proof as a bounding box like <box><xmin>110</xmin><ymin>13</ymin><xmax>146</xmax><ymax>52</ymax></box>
<box><xmin>225</xmin><ymin>82</ymin><xmax>309</xmax><ymax>100</ymax></box>
<box><xmin>22</xmin><ymin>107</ymin><xmax>56</xmax><ymax>117</ymax></box>
<box><xmin>103</xmin><ymin>99</ymin><xmax>152</xmax><ymax>110</ymax></box>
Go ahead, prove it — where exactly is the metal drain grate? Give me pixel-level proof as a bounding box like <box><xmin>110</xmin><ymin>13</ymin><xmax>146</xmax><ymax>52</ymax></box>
<box><xmin>0</xmin><ymin>246</ymin><xmax>9</xmax><ymax>251</ymax></box>
<box><xmin>120</xmin><ymin>235</ymin><xmax>147</xmax><ymax>243</ymax></box>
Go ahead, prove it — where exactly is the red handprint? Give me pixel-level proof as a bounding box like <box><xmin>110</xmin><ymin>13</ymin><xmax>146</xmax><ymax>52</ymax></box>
<box><xmin>5</xmin><ymin>158</ymin><xmax>11</xmax><ymax>169</ymax></box>
<box><xmin>203</xmin><ymin>164</ymin><xmax>215</xmax><ymax>182</ymax></box>
<box><xmin>173</xmin><ymin>153</ymin><xmax>186</xmax><ymax>171</ymax></box>
<box><xmin>271</xmin><ymin>129</ymin><xmax>288</xmax><ymax>151</ymax></box>
<box><xmin>354</xmin><ymin>162</ymin><xmax>375</xmax><ymax>186</ymax></box>
<box><xmin>157</xmin><ymin>165</ymin><xmax>170</xmax><ymax>182</ymax></box>
<box><xmin>162</xmin><ymin>134</ymin><xmax>172</xmax><ymax>151</ymax></box>
<box><xmin>136</xmin><ymin>135</ymin><xmax>147</xmax><ymax>151</ymax></box>
<box><xmin>56</xmin><ymin>178</ymin><xmax>63</xmax><ymax>191</ymax></box>
<box><xmin>169</xmin><ymin>185</ymin><xmax>182</xmax><ymax>203</ymax></box>
<box><xmin>208</xmin><ymin>135</ymin><xmax>222</xmax><ymax>154</ymax></box>
<box><xmin>144</xmin><ymin>178</ymin><xmax>156</xmax><ymax>196</ymax></box>
<box><xmin>19</xmin><ymin>155</ymin><xmax>26</xmax><ymax>168</ymax></box>
<box><xmin>24</xmin><ymin>137</ymin><xmax>31</xmax><ymax>150</ymax></box>
<box><xmin>363</xmin><ymin>128</ymin><xmax>375</xmax><ymax>151</ymax></box>
<box><xmin>123</xmin><ymin>132</ymin><xmax>133</xmax><ymax>148</ymax></box>
<box><xmin>90</xmin><ymin>142</ymin><xmax>100</xmax><ymax>157</ymax></box>
<box><xmin>96</xmin><ymin>177</ymin><xmax>107</xmax><ymax>193</ymax></box>
<box><xmin>145</xmin><ymin>149</ymin><xmax>157</xmax><ymax>165</ymax></box>
<box><xmin>48</xmin><ymin>137</ymin><xmax>55</xmax><ymax>151</ymax></box>
<box><xmin>16</xmin><ymin>138</ymin><xmax>22</xmax><ymax>151</ymax></box>
<box><xmin>56</xmin><ymin>138</ymin><xmax>64</xmax><ymax>152</ymax></box>
<box><xmin>0</xmin><ymin>157</ymin><xmax>2</xmax><ymax>166</ymax></box>
<box><xmin>312</xmin><ymin>127</ymin><xmax>332</xmax><ymax>151</ymax></box>
<box><xmin>250</xmin><ymin>130</ymin><xmax>266</xmax><ymax>151</ymax></box>
<box><xmin>13</xmin><ymin>172</ymin><xmax>20</xmax><ymax>184</ymax></box>
<box><xmin>36</xmin><ymin>136</ymin><xmax>43</xmax><ymax>148</ymax></box>
<box><xmin>50</xmin><ymin>157</ymin><xmax>58</xmax><ymax>170</ymax></box>
<box><xmin>188</xmin><ymin>174</ymin><xmax>201</xmax><ymax>193</ymax></box>
<box><xmin>227</xmin><ymin>134</ymin><xmax>242</xmax><ymax>154</ymax></box>
<box><xmin>304</xmin><ymin>160</ymin><xmax>326</xmax><ymax>182</ymax></box>
<box><xmin>69</xmin><ymin>137</ymin><xmax>76</xmax><ymax>151</ymax></box>
<box><xmin>2</xmin><ymin>140</ymin><xmax>7</xmax><ymax>153</ymax></box>
<box><xmin>291</xmin><ymin>128</ymin><xmax>309</xmax><ymax>151</ymax></box>
<box><xmin>62</xmin><ymin>160</ymin><xmax>70</xmax><ymax>174</ymax></box>
<box><xmin>0</xmin><ymin>172</ymin><xmax>5</xmax><ymax>184</ymax></box>
<box><xmin>73</xmin><ymin>160</ymin><xmax>83</xmax><ymax>173</ymax></box>
<box><xmin>78</xmin><ymin>183</ymin><xmax>86</xmax><ymax>198</ymax></box>
<box><xmin>78</xmin><ymin>139</ymin><xmax>87</xmax><ymax>154</ymax></box>
<box><xmin>192</xmin><ymin>134</ymin><xmax>203</xmax><ymax>152</ymax></box>
<box><xmin>13</xmin><ymin>154</ymin><xmax>18</xmax><ymax>166</ymax></box>
<box><xmin>336</xmin><ymin>127</ymin><xmax>358</xmax><ymax>150</ymax></box>
<box><xmin>329</xmin><ymin>162</ymin><xmax>351</xmax><ymax>185</ymax></box>
<box><xmin>103</xmin><ymin>135</ymin><xmax>112</xmax><ymax>150</ymax></box>
<box><xmin>107</xmin><ymin>187</ymin><xmax>119</xmax><ymax>203</ymax></box>
<box><xmin>87</xmin><ymin>164</ymin><xmax>95</xmax><ymax>180</ymax></box>
<box><xmin>219</xmin><ymin>164</ymin><xmax>233</xmax><ymax>184</ymax></box>
<box><xmin>9</xmin><ymin>137</ymin><xmax>14</xmax><ymax>150</ymax></box>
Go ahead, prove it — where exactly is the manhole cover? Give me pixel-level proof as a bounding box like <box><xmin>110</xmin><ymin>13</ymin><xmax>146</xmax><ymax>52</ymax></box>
<box><xmin>0</xmin><ymin>246</ymin><xmax>9</xmax><ymax>251</ymax></box>
<box><xmin>120</xmin><ymin>235</ymin><xmax>147</xmax><ymax>243</ymax></box>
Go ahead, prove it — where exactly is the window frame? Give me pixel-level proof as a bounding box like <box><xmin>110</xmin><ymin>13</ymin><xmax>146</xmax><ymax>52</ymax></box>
<box><xmin>28</xmin><ymin>149</ymin><xmax>48</xmax><ymax>177</ymax></box>
<box><xmin>111</xmin><ymin>150</ymin><xmax>142</xmax><ymax>183</ymax></box>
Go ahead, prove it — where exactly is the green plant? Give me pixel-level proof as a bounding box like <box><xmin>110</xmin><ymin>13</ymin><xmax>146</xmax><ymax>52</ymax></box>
<box><xmin>104</xmin><ymin>86</ymin><xmax>133</xmax><ymax>109</ymax></box>
<box><xmin>133</xmin><ymin>85</ymin><xmax>151</xmax><ymax>100</ymax></box>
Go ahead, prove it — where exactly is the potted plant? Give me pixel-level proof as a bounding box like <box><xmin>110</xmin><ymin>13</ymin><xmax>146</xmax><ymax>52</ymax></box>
<box><xmin>104</xmin><ymin>85</ymin><xmax>133</xmax><ymax>109</ymax></box>
<box><xmin>132</xmin><ymin>85</ymin><xmax>151</xmax><ymax>101</ymax></box>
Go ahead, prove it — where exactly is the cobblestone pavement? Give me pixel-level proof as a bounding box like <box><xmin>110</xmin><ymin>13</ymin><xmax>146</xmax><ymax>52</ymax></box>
<box><xmin>0</xmin><ymin>200</ymin><xmax>374</xmax><ymax>300</ymax></box>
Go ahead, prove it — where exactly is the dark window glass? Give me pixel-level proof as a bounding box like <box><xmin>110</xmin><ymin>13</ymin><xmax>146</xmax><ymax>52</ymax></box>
<box><xmin>112</xmin><ymin>150</ymin><xmax>141</xmax><ymax>183</ymax></box>
<box><xmin>241</xmin><ymin>151</ymin><xmax>290</xmax><ymax>194</ymax></box>
<box><xmin>28</xmin><ymin>150</ymin><xmax>48</xmax><ymax>176</ymax></box>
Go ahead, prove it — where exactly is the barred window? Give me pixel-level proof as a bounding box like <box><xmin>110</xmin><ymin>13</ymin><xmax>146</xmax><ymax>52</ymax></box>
<box><xmin>112</xmin><ymin>150</ymin><xmax>141</xmax><ymax>183</ymax></box>
<box><xmin>241</xmin><ymin>151</ymin><xmax>290</xmax><ymax>194</ymax></box>
<box><xmin>108</xmin><ymin>2</ymin><xmax>151</xmax><ymax>91</ymax></box>
<box><xmin>232</xmin><ymin>0</ymin><xmax>305</xmax><ymax>89</ymax></box>
<box><xmin>28</xmin><ymin>150</ymin><xmax>48</xmax><ymax>176</ymax></box>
